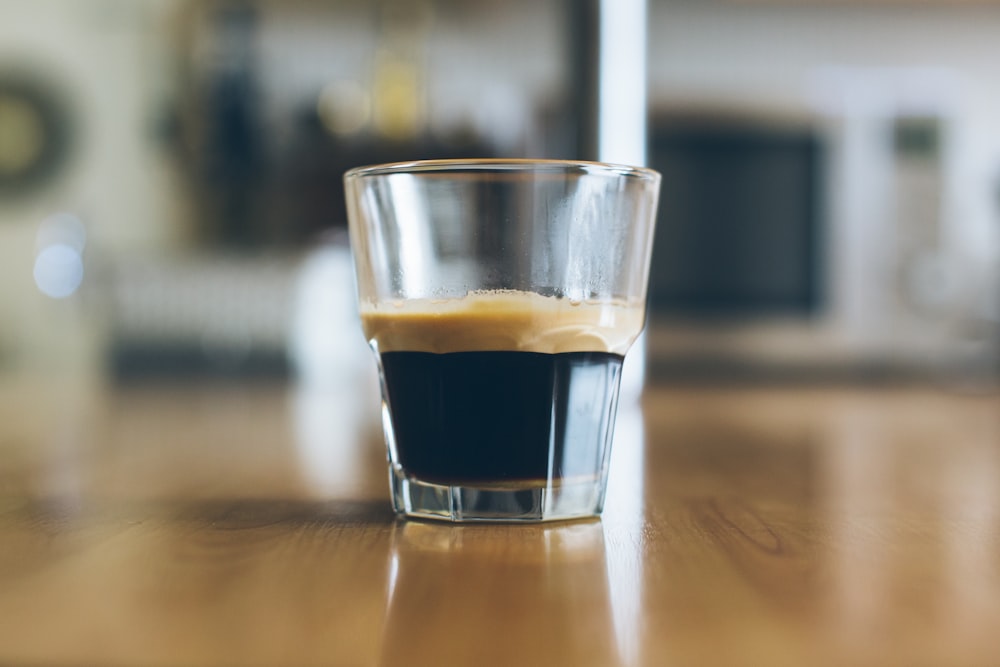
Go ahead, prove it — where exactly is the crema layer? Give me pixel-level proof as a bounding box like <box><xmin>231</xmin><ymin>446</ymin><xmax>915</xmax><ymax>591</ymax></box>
<box><xmin>360</xmin><ymin>290</ymin><xmax>644</xmax><ymax>355</ymax></box>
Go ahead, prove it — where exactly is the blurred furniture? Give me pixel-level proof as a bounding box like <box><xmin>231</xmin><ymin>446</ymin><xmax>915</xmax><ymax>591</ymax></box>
<box><xmin>106</xmin><ymin>252</ymin><xmax>300</xmax><ymax>379</ymax></box>
<box><xmin>1</xmin><ymin>375</ymin><xmax>998</xmax><ymax>666</ymax></box>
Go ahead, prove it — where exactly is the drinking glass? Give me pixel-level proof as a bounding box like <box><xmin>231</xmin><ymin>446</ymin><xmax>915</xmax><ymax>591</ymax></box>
<box><xmin>344</xmin><ymin>159</ymin><xmax>660</xmax><ymax>522</ymax></box>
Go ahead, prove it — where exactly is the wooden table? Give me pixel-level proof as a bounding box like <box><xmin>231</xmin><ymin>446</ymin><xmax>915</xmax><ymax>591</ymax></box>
<box><xmin>1</xmin><ymin>374</ymin><xmax>998</xmax><ymax>666</ymax></box>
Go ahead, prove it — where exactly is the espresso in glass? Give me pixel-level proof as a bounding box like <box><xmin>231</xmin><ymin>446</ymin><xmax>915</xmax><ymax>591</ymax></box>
<box><xmin>344</xmin><ymin>159</ymin><xmax>660</xmax><ymax>522</ymax></box>
<box><xmin>363</xmin><ymin>291</ymin><xmax>643</xmax><ymax>489</ymax></box>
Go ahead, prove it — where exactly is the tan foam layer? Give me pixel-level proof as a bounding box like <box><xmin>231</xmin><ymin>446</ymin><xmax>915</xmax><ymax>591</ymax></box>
<box><xmin>360</xmin><ymin>290</ymin><xmax>645</xmax><ymax>355</ymax></box>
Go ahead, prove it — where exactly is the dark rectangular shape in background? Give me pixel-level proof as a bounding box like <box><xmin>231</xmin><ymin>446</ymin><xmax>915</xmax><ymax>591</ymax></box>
<box><xmin>648</xmin><ymin>119</ymin><xmax>824</xmax><ymax>320</ymax></box>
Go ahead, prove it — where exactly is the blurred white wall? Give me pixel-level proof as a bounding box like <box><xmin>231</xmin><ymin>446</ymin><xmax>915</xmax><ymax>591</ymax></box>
<box><xmin>0</xmin><ymin>0</ymin><xmax>188</xmax><ymax>372</ymax></box>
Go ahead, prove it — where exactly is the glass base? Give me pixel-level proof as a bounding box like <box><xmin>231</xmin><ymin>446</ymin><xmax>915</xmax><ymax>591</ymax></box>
<box><xmin>389</xmin><ymin>465</ymin><xmax>607</xmax><ymax>523</ymax></box>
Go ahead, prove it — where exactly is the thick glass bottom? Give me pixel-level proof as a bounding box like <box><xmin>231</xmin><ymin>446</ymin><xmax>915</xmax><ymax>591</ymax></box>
<box><xmin>389</xmin><ymin>465</ymin><xmax>607</xmax><ymax>523</ymax></box>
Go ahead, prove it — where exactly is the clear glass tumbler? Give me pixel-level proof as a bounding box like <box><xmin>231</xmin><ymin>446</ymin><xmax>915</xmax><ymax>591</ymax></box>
<box><xmin>344</xmin><ymin>159</ymin><xmax>660</xmax><ymax>522</ymax></box>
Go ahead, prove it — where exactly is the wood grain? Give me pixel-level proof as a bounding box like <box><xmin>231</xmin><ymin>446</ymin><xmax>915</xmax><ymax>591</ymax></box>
<box><xmin>0</xmin><ymin>374</ymin><xmax>998</xmax><ymax>666</ymax></box>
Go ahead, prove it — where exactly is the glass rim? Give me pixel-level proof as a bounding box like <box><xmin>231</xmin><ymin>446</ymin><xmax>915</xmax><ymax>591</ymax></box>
<box><xmin>343</xmin><ymin>158</ymin><xmax>660</xmax><ymax>182</ymax></box>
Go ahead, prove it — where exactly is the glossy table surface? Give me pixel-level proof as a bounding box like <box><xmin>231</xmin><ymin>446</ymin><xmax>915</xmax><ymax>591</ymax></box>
<box><xmin>1</xmin><ymin>373</ymin><xmax>999</xmax><ymax>666</ymax></box>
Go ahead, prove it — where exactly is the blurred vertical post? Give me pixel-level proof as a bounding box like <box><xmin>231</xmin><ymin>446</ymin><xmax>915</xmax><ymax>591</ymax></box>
<box><xmin>597</xmin><ymin>0</ymin><xmax>648</xmax><ymax>167</ymax></box>
<box><xmin>571</xmin><ymin>5</ymin><xmax>651</xmax><ymax>663</ymax></box>
<box><xmin>570</xmin><ymin>0</ymin><xmax>650</xmax><ymax>401</ymax></box>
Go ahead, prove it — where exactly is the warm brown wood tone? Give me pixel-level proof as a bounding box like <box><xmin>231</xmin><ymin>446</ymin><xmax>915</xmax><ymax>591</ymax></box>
<box><xmin>1</xmin><ymin>374</ymin><xmax>999</xmax><ymax>666</ymax></box>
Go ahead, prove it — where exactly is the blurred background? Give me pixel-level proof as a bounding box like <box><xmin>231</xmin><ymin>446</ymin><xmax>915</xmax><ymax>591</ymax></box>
<box><xmin>0</xmin><ymin>0</ymin><xmax>998</xmax><ymax>388</ymax></box>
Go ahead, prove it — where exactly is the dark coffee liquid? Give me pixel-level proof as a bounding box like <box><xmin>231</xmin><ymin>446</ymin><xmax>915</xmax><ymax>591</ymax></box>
<box><xmin>380</xmin><ymin>351</ymin><xmax>624</xmax><ymax>484</ymax></box>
